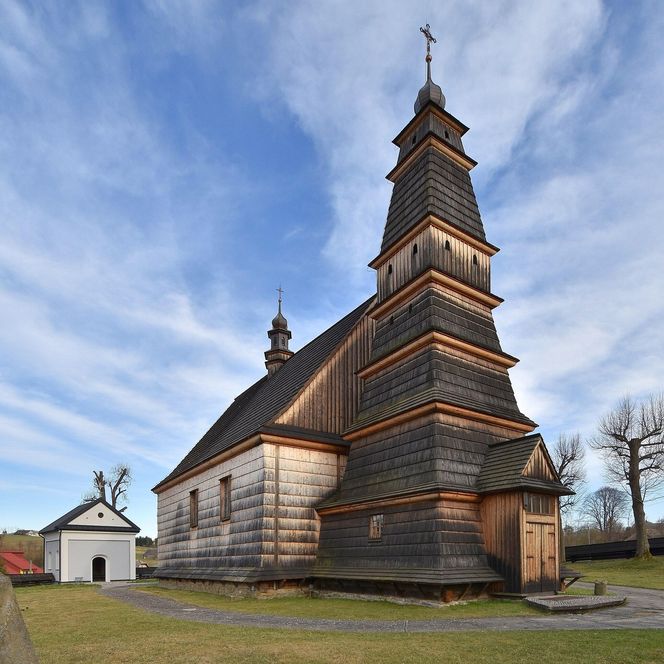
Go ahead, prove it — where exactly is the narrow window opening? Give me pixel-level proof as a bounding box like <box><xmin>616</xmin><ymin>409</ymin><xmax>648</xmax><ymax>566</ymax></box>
<box><xmin>413</xmin><ymin>243</ymin><xmax>418</xmax><ymax>255</ymax></box>
<box><xmin>389</xmin><ymin>315</ymin><xmax>394</xmax><ymax>325</ymax></box>
<box><xmin>369</xmin><ymin>514</ymin><xmax>384</xmax><ymax>542</ymax></box>
<box><xmin>444</xmin><ymin>129</ymin><xmax>450</xmax><ymax>139</ymax></box>
<box><xmin>444</xmin><ymin>240</ymin><xmax>451</xmax><ymax>251</ymax></box>
<box><xmin>189</xmin><ymin>489</ymin><xmax>199</xmax><ymax>529</ymax></box>
<box><xmin>473</xmin><ymin>254</ymin><xmax>478</xmax><ymax>266</ymax></box>
<box><xmin>220</xmin><ymin>476</ymin><xmax>231</xmax><ymax>522</ymax></box>
<box><xmin>408</xmin><ymin>303</ymin><xmax>413</xmax><ymax>314</ymax></box>
<box><xmin>387</xmin><ymin>264</ymin><xmax>393</xmax><ymax>275</ymax></box>
<box><xmin>411</xmin><ymin>133</ymin><xmax>416</xmax><ymax>145</ymax></box>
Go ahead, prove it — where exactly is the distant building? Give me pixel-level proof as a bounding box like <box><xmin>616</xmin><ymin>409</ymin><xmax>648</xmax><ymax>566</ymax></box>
<box><xmin>0</xmin><ymin>551</ymin><xmax>43</xmax><ymax>575</ymax></box>
<box><xmin>39</xmin><ymin>498</ymin><xmax>139</xmax><ymax>583</ymax></box>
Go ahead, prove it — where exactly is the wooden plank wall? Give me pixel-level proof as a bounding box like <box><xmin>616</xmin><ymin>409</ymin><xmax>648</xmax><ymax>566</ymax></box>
<box><xmin>377</xmin><ymin>225</ymin><xmax>490</xmax><ymax>302</ymax></box>
<box><xmin>276</xmin><ymin>314</ymin><xmax>374</xmax><ymax>434</ymax></box>
<box><xmin>480</xmin><ymin>492</ymin><xmax>523</xmax><ymax>593</ymax></box>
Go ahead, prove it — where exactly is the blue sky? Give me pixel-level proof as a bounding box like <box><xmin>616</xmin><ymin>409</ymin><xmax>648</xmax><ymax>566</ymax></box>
<box><xmin>1</xmin><ymin>1</ymin><xmax>663</xmax><ymax>537</ymax></box>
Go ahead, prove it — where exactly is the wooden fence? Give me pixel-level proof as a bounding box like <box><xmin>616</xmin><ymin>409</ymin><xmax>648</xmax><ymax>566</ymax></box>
<box><xmin>565</xmin><ymin>537</ymin><xmax>664</xmax><ymax>562</ymax></box>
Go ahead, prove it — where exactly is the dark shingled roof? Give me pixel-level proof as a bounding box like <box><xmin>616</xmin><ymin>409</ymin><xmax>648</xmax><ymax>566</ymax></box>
<box><xmin>382</xmin><ymin>147</ymin><xmax>486</xmax><ymax>252</ymax></box>
<box><xmin>476</xmin><ymin>434</ymin><xmax>573</xmax><ymax>495</ymax></box>
<box><xmin>154</xmin><ymin>296</ymin><xmax>374</xmax><ymax>490</ymax></box>
<box><xmin>39</xmin><ymin>498</ymin><xmax>140</xmax><ymax>534</ymax></box>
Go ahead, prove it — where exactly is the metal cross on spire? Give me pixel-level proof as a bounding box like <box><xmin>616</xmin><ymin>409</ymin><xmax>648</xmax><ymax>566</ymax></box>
<box><xmin>419</xmin><ymin>23</ymin><xmax>437</xmax><ymax>80</ymax></box>
<box><xmin>276</xmin><ymin>285</ymin><xmax>284</xmax><ymax>309</ymax></box>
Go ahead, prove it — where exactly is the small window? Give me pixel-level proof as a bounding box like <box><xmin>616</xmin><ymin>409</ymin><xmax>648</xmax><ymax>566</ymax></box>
<box><xmin>411</xmin><ymin>134</ymin><xmax>416</xmax><ymax>145</ymax></box>
<box><xmin>524</xmin><ymin>493</ymin><xmax>554</xmax><ymax>515</ymax></box>
<box><xmin>387</xmin><ymin>264</ymin><xmax>393</xmax><ymax>275</ymax></box>
<box><xmin>280</xmin><ymin>337</ymin><xmax>286</xmax><ymax>348</ymax></box>
<box><xmin>369</xmin><ymin>514</ymin><xmax>384</xmax><ymax>541</ymax></box>
<box><xmin>97</xmin><ymin>512</ymin><xmax>104</xmax><ymax>518</ymax></box>
<box><xmin>189</xmin><ymin>489</ymin><xmax>199</xmax><ymax>528</ymax></box>
<box><xmin>220</xmin><ymin>476</ymin><xmax>231</xmax><ymax>522</ymax></box>
<box><xmin>444</xmin><ymin>240</ymin><xmax>451</xmax><ymax>251</ymax></box>
<box><xmin>473</xmin><ymin>254</ymin><xmax>478</xmax><ymax>266</ymax></box>
<box><xmin>389</xmin><ymin>315</ymin><xmax>394</xmax><ymax>325</ymax></box>
<box><xmin>444</xmin><ymin>129</ymin><xmax>450</xmax><ymax>139</ymax></box>
<box><xmin>413</xmin><ymin>243</ymin><xmax>418</xmax><ymax>255</ymax></box>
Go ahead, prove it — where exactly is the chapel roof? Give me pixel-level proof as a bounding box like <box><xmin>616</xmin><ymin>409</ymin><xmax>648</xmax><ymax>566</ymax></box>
<box><xmin>154</xmin><ymin>296</ymin><xmax>374</xmax><ymax>490</ymax></box>
<box><xmin>39</xmin><ymin>498</ymin><xmax>140</xmax><ymax>534</ymax></box>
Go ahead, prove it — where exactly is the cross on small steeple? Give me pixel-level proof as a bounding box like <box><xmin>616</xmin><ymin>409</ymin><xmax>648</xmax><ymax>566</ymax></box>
<box><xmin>420</xmin><ymin>23</ymin><xmax>436</xmax><ymax>56</ymax></box>
<box><xmin>276</xmin><ymin>285</ymin><xmax>284</xmax><ymax>306</ymax></box>
<box><xmin>420</xmin><ymin>23</ymin><xmax>437</xmax><ymax>80</ymax></box>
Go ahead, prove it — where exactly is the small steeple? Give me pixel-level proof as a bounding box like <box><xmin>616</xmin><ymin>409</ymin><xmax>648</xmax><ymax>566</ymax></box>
<box><xmin>265</xmin><ymin>287</ymin><xmax>294</xmax><ymax>375</ymax></box>
<box><xmin>414</xmin><ymin>23</ymin><xmax>445</xmax><ymax>113</ymax></box>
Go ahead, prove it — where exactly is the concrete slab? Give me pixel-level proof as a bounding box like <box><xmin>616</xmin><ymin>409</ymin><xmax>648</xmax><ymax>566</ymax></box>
<box><xmin>525</xmin><ymin>595</ymin><xmax>626</xmax><ymax>612</ymax></box>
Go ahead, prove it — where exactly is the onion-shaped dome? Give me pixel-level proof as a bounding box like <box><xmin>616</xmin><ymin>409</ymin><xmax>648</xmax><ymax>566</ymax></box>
<box><xmin>272</xmin><ymin>307</ymin><xmax>288</xmax><ymax>330</ymax></box>
<box><xmin>414</xmin><ymin>76</ymin><xmax>445</xmax><ymax>114</ymax></box>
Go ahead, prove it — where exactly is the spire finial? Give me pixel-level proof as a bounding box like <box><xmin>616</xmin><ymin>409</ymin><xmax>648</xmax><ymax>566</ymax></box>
<box><xmin>276</xmin><ymin>285</ymin><xmax>284</xmax><ymax>312</ymax></box>
<box><xmin>419</xmin><ymin>23</ymin><xmax>436</xmax><ymax>81</ymax></box>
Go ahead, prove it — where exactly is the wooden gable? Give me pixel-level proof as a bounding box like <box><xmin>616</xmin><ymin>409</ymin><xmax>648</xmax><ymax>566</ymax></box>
<box><xmin>275</xmin><ymin>312</ymin><xmax>374</xmax><ymax>434</ymax></box>
<box><xmin>522</xmin><ymin>442</ymin><xmax>557</xmax><ymax>483</ymax></box>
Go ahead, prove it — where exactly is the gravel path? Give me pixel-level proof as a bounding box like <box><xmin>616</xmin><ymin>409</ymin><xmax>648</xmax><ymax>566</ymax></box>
<box><xmin>99</xmin><ymin>583</ymin><xmax>664</xmax><ymax>633</ymax></box>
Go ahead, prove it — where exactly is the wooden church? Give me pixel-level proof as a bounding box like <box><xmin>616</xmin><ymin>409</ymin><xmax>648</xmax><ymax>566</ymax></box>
<box><xmin>153</xmin><ymin>33</ymin><xmax>572</xmax><ymax>601</ymax></box>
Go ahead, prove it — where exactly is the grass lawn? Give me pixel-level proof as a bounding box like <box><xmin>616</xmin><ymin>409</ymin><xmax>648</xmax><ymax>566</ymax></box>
<box><xmin>569</xmin><ymin>557</ymin><xmax>664</xmax><ymax>590</ymax></box>
<box><xmin>137</xmin><ymin>585</ymin><xmax>539</xmax><ymax>620</ymax></box>
<box><xmin>16</xmin><ymin>585</ymin><xmax>664</xmax><ymax>664</ymax></box>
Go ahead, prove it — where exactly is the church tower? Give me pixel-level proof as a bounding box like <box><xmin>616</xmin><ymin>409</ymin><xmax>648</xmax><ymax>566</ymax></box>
<box><xmin>265</xmin><ymin>289</ymin><xmax>294</xmax><ymax>375</ymax></box>
<box><xmin>313</xmin><ymin>27</ymin><xmax>566</xmax><ymax>599</ymax></box>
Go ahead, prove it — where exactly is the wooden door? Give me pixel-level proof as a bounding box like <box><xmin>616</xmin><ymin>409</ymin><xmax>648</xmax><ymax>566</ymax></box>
<box><xmin>524</xmin><ymin>522</ymin><xmax>557</xmax><ymax>593</ymax></box>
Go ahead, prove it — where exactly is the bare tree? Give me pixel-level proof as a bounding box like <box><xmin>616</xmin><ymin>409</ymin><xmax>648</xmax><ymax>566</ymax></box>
<box><xmin>589</xmin><ymin>394</ymin><xmax>664</xmax><ymax>557</ymax></box>
<box><xmin>550</xmin><ymin>433</ymin><xmax>586</xmax><ymax>562</ymax></box>
<box><xmin>551</xmin><ymin>433</ymin><xmax>586</xmax><ymax>514</ymax></box>
<box><xmin>582</xmin><ymin>486</ymin><xmax>628</xmax><ymax>540</ymax></box>
<box><xmin>83</xmin><ymin>464</ymin><xmax>132</xmax><ymax>512</ymax></box>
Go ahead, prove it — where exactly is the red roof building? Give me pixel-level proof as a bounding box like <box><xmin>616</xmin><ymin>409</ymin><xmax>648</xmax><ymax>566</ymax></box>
<box><xmin>0</xmin><ymin>551</ymin><xmax>44</xmax><ymax>575</ymax></box>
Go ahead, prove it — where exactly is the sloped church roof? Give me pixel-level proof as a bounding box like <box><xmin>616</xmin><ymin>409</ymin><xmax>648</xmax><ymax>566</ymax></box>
<box><xmin>154</xmin><ymin>296</ymin><xmax>374</xmax><ymax>490</ymax></box>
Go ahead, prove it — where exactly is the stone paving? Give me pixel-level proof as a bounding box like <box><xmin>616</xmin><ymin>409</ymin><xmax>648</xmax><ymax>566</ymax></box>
<box><xmin>100</xmin><ymin>582</ymin><xmax>664</xmax><ymax>633</ymax></box>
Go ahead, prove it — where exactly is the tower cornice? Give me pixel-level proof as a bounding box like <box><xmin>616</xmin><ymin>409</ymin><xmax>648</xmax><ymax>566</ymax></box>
<box><xmin>357</xmin><ymin>330</ymin><xmax>518</xmax><ymax>379</ymax></box>
<box><xmin>369</xmin><ymin>213</ymin><xmax>499</xmax><ymax>270</ymax></box>
<box><xmin>387</xmin><ymin>132</ymin><xmax>477</xmax><ymax>183</ymax></box>
<box><xmin>370</xmin><ymin>268</ymin><xmax>503</xmax><ymax>320</ymax></box>
<box><xmin>392</xmin><ymin>101</ymin><xmax>470</xmax><ymax>144</ymax></box>
<box><xmin>343</xmin><ymin>399</ymin><xmax>536</xmax><ymax>442</ymax></box>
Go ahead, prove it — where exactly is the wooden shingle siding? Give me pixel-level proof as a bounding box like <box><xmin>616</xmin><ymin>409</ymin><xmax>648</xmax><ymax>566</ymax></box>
<box><xmin>359</xmin><ymin>347</ymin><xmax>523</xmax><ymax>422</ymax></box>
<box><xmin>382</xmin><ymin>148</ymin><xmax>486</xmax><ymax>251</ymax></box>
<box><xmin>157</xmin><ymin>445</ymin><xmax>268</xmax><ymax>572</ymax></box>
<box><xmin>320</xmin><ymin>415</ymin><xmax>520</xmax><ymax>509</ymax></box>
<box><xmin>276</xmin><ymin>314</ymin><xmax>374</xmax><ymax>434</ymax></box>
<box><xmin>371</xmin><ymin>286</ymin><xmax>501</xmax><ymax>360</ymax></box>
<box><xmin>261</xmin><ymin>443</ymin><xmax>340</xmax><ymax>571</ymax></box>
<box><xmin>314</xmin><ymin>497</ymin><xmax>500</xmax><ymax>585</ymax></box>
<box><xmin>396</xmin><ymin>113</ymin><xmax>465</xmax><ymax>163</ymax></box>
